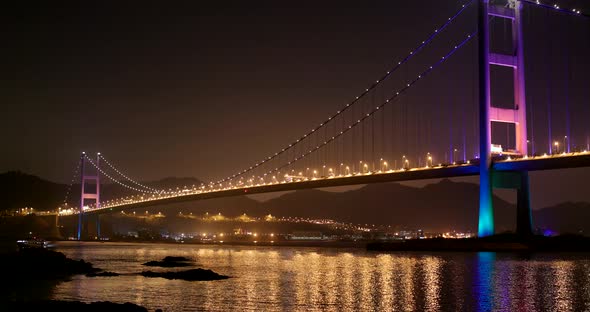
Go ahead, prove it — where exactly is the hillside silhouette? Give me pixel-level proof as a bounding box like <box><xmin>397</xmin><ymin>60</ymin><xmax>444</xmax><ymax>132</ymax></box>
<box><xmin>0</xmin><ymin>171</ymin><xmax>202</xmax><ymax>212</ymax></box>
<box><xmin>1</xmin><ymin>171</ymin><xmax>589</xmax><ymax>234</ymax></box>
<box><xmin>0</xmin><ymin>171</ymin><xmax>66</xmax><ymax>212</ymax></box>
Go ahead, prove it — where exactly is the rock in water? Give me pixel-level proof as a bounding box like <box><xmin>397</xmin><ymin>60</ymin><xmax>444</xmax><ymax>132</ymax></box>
<box><xmin>142</xmin><ymin>255</ymin><xmax>192</xmax><ymax>267</ymax></box>
<box><xmin>86</xmin><ymin>271</ymin><xmax>120</xmax><ymax>277</ymax></box>
<box><xmin>162</xmin><ymin>256</ymin><xmax>191</xmax><ymax>262</ymax></box>
<box><xmin>141</xmin><ymin>268</ymin><xmax>229</xmax><ymax>281</ymax></box>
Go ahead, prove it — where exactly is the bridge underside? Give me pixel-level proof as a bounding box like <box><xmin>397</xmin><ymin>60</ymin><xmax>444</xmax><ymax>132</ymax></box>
<box><xmin>83</xmin><ymin>154</ymin><xmax>590</xmax><ymax>215</ymax></box>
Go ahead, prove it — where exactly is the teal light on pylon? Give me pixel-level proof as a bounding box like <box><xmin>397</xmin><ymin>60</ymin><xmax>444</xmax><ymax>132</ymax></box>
<box><xmin>478</xmin><ymin>168</ymin><xmax>494</xmax><ymax>237</ymax></box>
<box><xmin>478</xmin><ymin>203</ymin><xmax>494</xmax><ymax>237</ymax></box>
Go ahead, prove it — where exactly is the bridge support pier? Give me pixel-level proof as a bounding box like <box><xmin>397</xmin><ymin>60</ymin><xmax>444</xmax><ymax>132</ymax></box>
<box><xmin>493</xmin><ymin>170</ymin><xmax>533</xmax><ymax>236</ymax></box>
<box><xmin>478</xmin><ymin>0</ymin><xmax>529</xmax><ymax>236</ymax></box>
<box><xmin>478</xmin><ymin>0</ymin><xmax>494</xmax><ymax>237</ymax></box>
<box><xmin>516</xmin><ymin>171</ymin><xmax>532</xmax><ymax>235</ymax></box>
<box><xmin>77</xmin><ymin>209</ymin><xmax>83</xmax><ymax>240</ymax></box>
<box><xmin>78</xmin><ymin>152</ymin><xmax>100</xmax><ymax>240</ymax></box>
<box><xmin>77</xmin><ymin>214</ymin><xmax>104</xmax><ymax>240</ymax></box>
<box><xmin>96</xmin><ymin>215</ymin><xmax>101</xmax><ymax>239</ymax></box>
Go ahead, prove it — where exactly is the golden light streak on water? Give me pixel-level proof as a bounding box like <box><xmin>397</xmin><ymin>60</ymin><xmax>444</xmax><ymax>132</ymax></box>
<box><xmin>553</xmin><ymin>260</ymin><xmax>574</xmax><ymax>312</ymax></box>
<box><xmin>399</xmin><ymin>256</ymin><xmax>417</xmax><ymax>311</ymax></box>
<box><xmin>377</xmin><ymin>254</ymin><xmax>394</xmax><ymax>310</ymax></box>
<box><xmin>341</xmin><ymin>252</ymin><xmax>356</xmax><ymax>310</ymax></box>
<box><xmin>423</xmin><ymin>256</ymin><xmax>442</xmax><ymax>312</ymax></box>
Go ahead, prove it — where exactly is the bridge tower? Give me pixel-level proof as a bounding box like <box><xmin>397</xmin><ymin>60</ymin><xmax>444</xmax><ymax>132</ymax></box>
<box><xmin>478</xmin><ymin>0</ymin><xmax>532</xmax><ymax>237</ymax></box>
<box><xmin>78</xmin><ymin>152</ymin><xmax>101</xmax><ymax>240</ymax></box>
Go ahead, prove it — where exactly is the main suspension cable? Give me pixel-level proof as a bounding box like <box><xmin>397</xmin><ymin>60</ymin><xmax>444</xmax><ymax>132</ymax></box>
<box><xmin>212</xmin><ymin>0</ymin><xmax>476</xmax><ymax>186</ymax></box>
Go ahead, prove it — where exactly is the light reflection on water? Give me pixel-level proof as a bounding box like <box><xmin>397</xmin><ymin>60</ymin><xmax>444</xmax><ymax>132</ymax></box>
<box><xmin>51</xmin><ymin>242</ymin><xmax>590</xmax><ymax>312</ymax></box>
<box><xmin>474</xmin><ymin>252</ymin><xmax>495</xmax><ymax>312</ymax></box>
<box><xmin>423</xmin><ymin>256</ymin><xmax>441</xmax><ymax>312</ymax></box>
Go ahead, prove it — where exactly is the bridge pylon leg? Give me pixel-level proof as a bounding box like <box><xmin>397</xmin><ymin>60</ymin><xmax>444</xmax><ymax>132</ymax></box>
<box><xmin>77</xmin><ymin>212</ymin><xmax>83</xmax><ymax>240</ymax></box>
<box><xmin>78</xmin><ymin>152</ymin><xmax>101</xmax><ymax>240</ymax></box>
<box><xmin>493</xmin><ymin>170</ymin><xmax>533</xmax><ymax>236</ymax></box>
<box><xmin>516</xmin><ymin>171</ymin><xmax>533</xmax><ymax>236</ymax></box>
<box><xmin>96</xmin><ymin>215</ymin><xmax>101</xmax><ymax>239</ymax></box>
<box><xmin>478</xmin><ymin>0</ymin><xmax>529</xmax><ymax>237</ymax></box>
<box><xmin>478</xmin><ymin>0</ymin><xmax>494</xmax><ymax>237</ymax></box>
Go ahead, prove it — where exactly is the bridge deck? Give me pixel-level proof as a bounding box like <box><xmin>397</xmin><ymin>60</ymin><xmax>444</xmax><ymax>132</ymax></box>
<box><xmin>74</xmin><ymin>153</ymin><xmax>590</xmax><ymax>215</ymax></box>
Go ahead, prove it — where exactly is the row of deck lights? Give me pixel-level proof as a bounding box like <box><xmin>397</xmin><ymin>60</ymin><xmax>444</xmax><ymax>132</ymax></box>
<box><xmin>74</xmin><ymin>153</ymin><xmax>466</xmax><ymax>212</ymax></box>
<box><xmin>61</xmin><ymin>147</ymin><xmax>590</xmax><ymax>215</ymax></box>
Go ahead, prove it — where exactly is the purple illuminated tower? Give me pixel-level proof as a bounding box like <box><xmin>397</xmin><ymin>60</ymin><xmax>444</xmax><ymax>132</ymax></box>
<box><xmin>77</xmin><ymin>152</ymin><xmax>101</xmax><ymax>240</ymax></box>
<box><xmin>478</xmin><ymin>0</ymin><xmax>531</xmax><ymax>237</ymax></box>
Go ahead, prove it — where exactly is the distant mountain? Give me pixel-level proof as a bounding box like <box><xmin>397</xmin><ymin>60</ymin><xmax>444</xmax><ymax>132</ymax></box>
<box><xmin>0</xmin><ymin>171</ymin><xmax>68</xmax><ymax>211</ymax></box>
<box><xmin>533</xmin><ymin>202</ymin><xmax>590</xmax><ymax>234</ymax></box>
<box><xmin>139</xmin><ymin>180</ymin><xmax>590</xmax><ymax>234</ymax></box>
<box><xmin>257</xmin><ymin>179</ymin><xmax>516</xmax><ymax>233</ymax></box>
<box><xmin>0</xmin><ymin>171</ymin><xmax>203</xmax><ymax>212</ymax></box>
<box><xmin>139</xmin><ymin>179</ymin><xmax>516</xmax><ymax>233</ymax></box>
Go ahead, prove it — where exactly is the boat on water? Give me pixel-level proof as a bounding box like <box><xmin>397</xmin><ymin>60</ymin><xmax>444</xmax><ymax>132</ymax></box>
<box><xmin>16</xmin><ymin>238</ymin><xmax>54</xmax><ymax>249</ymax></box>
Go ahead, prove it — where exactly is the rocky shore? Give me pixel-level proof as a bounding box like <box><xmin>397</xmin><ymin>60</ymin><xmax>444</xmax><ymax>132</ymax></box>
<box><xmin>0</xmin><ymin>243</ymin><xmax>230</xmax><ymax>310</ymax></box>
<box><xmin>0</xmin><ymin>246</ymin><xmax>155</xmax><ymax>310</ymax></box>
<box><xmin>3</xmin><ymin>246</ymin><xmax>99</xmax><ymax>280</ymax></box>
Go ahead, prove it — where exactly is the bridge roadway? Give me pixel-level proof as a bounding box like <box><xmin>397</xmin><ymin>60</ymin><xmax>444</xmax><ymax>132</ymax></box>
<box><xmin>76</xmin><ymin>152</ymin><xmax>590</xmax><ymax>215</ymax></box>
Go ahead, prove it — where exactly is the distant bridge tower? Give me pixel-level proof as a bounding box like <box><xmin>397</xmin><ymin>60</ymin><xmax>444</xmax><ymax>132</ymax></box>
<box><xmin>478</xmin><ymin>0</ymin><xmax>532</xmax><ymax>237</ymax></box>
<box><xmin>78</xmin><ymin>152</ymin><xmax>101</xmax><ymax>240</ymax></box>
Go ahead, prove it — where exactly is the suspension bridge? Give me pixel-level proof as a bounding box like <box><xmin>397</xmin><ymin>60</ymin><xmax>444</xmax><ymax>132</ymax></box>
<box><xmin>55</xmin><ymin>0</ymin><xmax>590</xmax><ymax>240</ymax></box>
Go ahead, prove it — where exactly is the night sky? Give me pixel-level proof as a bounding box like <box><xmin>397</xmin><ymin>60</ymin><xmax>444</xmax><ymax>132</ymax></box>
<box><xmin>2</xmin><ymin>0</ymin><xmax>590</xmax><ymax>208</ymax></box>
